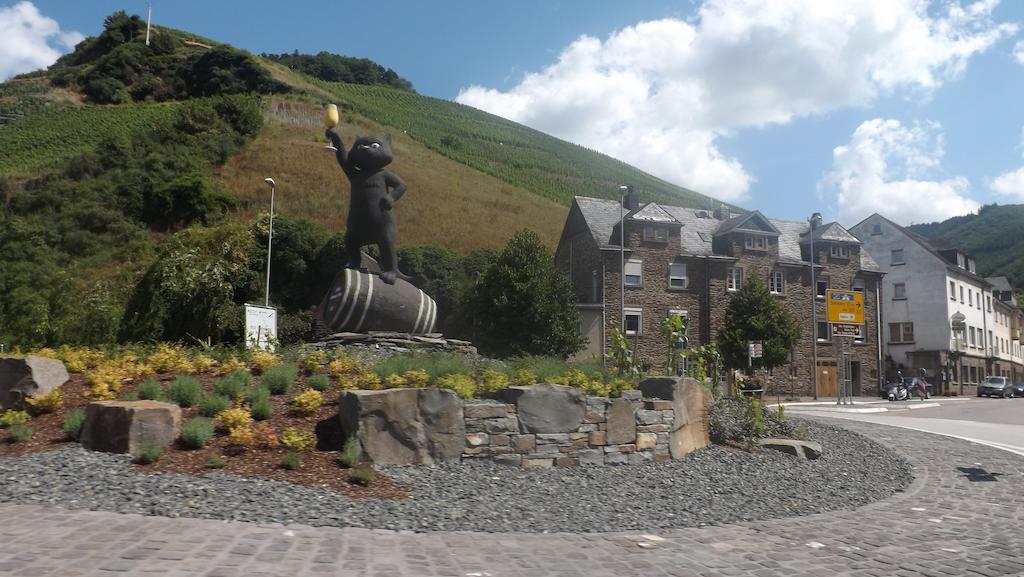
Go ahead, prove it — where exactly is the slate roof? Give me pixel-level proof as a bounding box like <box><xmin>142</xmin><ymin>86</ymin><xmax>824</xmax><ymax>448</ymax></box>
<box><xmin>853</xmin><ymin>213</ymin><xmax>986</xmax><ymax>284</ymax></box>
<box><xmin>986</xmin><ymin>276</ymin><xmax>1013</xmax><ymax>293</ymax></box>
<box><xmin>714</xmin><ymin>211</ymin><xmax>781</xmax><ymax>236</ymax></box>
<box><xmin>571</xmin><ymin>196</ymin><xmax>881</xmax><ymax>272</ymax></box>
<box><xmin>801</xmin><ymin>221</ymin><xmax>862</xmax><ymax>244</ymax></box>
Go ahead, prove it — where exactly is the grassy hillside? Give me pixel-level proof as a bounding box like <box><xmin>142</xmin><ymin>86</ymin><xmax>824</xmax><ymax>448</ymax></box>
<box><xmin>214</xmin><ymin>97</ymin><xmax>568</xmax><ymax>251</ymax></box>
<box><xmin>908</xmin><ymin>203</ymin><xmax>1024</xmax><ymax>289</ymax></box>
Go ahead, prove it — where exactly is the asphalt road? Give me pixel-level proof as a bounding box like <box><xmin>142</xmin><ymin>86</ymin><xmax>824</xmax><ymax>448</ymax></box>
<box><xmin>783</xmin><ymin>396</ymin><xmax>1024</xmax><ymax>457</ymax></box>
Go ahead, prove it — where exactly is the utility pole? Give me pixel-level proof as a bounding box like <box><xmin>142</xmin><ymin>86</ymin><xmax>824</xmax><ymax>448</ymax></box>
<box><xmin>145</xmin><ymin>1</ymin><xmax>152</xmax><ymax>46</ymax></box>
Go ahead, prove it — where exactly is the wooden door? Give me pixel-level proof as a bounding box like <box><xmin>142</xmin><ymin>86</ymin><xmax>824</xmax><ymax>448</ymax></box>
<box><xmin>817</xmin><ymin>362</ymin><xmax>838</xmax><ymax>397</ymax></box>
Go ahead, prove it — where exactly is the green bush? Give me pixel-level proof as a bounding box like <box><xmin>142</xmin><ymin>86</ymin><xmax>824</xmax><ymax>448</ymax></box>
<box><xmin>198</xmin><ymin>394</ymin><xmax>231</xmax><ymax>418</ymax></box>
<box><xmin>261</xmin><ymin>363</ymin><xmax>298</xmax><ymax>395</ymax></box>
<box><xmin>247</xmin><ymin>386</ymin><xmax>273</xmax><ymax>421</ymax></box>
<box><xmin>213</xmin><ymin>370</ymin><xmax>250</xmax><ymax>399</ymax></box>
<box><xmin>62</xmin><ymin>408</ymin><xmax>86</xmax><ymax>441</ymax></box>
<box><xmin>372</xmin><ymin>352</ymin><xmax>471</xmax><ymax>383</ymax></box>
<box><xmin>166</xmin><ymin>375</ymin><xmax>202</xmax><ymax>407</ymax></box>
<box><xmin>132</xmin><ymin>443</ymin><xmax>163</xmax><ymax>464</ymax></box>
<box><xmin>336</xmin><ymin>436</ymin><xmax>360</xmax><ymax>469</ymax></box>
<box><xmin>307</xmin><ymin>374</ymin><xmax>329</xmax><ymax>392</ymax></box>
<box><xmin>279</xmin><ymin>451</ymin><xmax>301</xmax><ymax>471</ymax></box>
<box><xmin>206</xmin><ymin>455</ymin><xmax>226</xmax><ymax>469</ymax></box>
<box><xmin>349</xmin><ymin>464</ymin><xmax>375</xmax><ymax>486</ymax></box>
<box><xmin>136</xmin><ymin>379</ymin><xmax>163</xmax><ymax>401</ymax></box>
<box><xmin>6</xmin><ymin>424</ymin><xmax>33</xmax><ymax>443</ymax></box>
<box><xmin>179</xmin><ymin>417</ymin><xmax>215</xmax><ymax>449</ymax></box>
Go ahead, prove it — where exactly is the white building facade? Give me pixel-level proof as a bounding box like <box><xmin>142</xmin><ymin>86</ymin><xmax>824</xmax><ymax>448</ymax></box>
<box><xmin>850</xmin><ymin>214</ymin><xmax>1023</xmax><ymax>392</ymax></box>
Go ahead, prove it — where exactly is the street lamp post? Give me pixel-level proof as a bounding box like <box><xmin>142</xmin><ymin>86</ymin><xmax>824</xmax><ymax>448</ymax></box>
<box><xmin>808</xmin><ymin>216</ymin><xmax>818</xmax><ymax>400</ymax></box>
<box><xmin>263</xmin><ymin>178</ymin><xmax>276</xmax><ymax>307</ymax></box>
<box><xmin>618</xmin><ymin>185</ymin><xmax>629</xmax><ymax>335</ymax></box>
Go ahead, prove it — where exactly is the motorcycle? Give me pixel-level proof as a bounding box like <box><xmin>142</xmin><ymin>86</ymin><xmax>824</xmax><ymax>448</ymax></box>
<box><xmin>886</xmin><ymin>380</ymin><xmax>910</xmax><ymax>401</ymax></box>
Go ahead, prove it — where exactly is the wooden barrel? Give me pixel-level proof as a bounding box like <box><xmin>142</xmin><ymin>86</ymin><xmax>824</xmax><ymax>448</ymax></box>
<box><xmin>316</xmin><ymin>268</ymin><xmax>437</xmax><ymax>335</ymax></box>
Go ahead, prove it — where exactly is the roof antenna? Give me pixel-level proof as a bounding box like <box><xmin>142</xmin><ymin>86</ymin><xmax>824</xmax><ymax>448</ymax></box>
<box><xmin>145</xmin><ymin>0</ymin><xmax>152</xmax><ymax>46</ymax></box>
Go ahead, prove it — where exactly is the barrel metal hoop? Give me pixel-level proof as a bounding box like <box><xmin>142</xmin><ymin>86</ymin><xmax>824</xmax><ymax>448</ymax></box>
<box><xmin>330</xmin><ymin>268</ymin><xmax>354</xmax><ymax>328</ymax></box>
<box><xmin>338</xmin><ymin>269</ymin><xmax>362</xmax><ymax>330</ymax></box>
<box><xmin>353</xmin><ymin>272</ymin><xmax>375</xmax><ymax>333</ymax></box>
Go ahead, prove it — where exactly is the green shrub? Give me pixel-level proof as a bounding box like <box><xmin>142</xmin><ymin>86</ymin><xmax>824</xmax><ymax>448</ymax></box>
<box><xmin>136</xmin><ymin>379</ymin><xmax>163</xmax><ymax>401</ymax></box>
<box><xmin>198</xmin><ymin>394</ymin><xmax>231</xmax><ymax>418</ymax></box>
<box><xmin>248</xmin><ymin>386</ymin><xmax>273</xmax><ymax>421</ymax></box>
<box><xmin>6</xmin><ymin>424</ymin><xmax>33</xmax><ymax>443</ymax></box>
<box><xmin>372</xmin><ymin>352</ymin><xmax>471</xmax><ymax>383</ymax></box>
<box><xmin>261</xmin><ymin>363</ymin><xmax>298</xmax><ymax>395</ymax></box>
<box><xmin>349</xmin><ymin>464</ymin><xmax>375</xmax><ymax>486</ymax></box>
<box><xmin>307</xmin><ymin>374</ymin><xmax>329</xmax><ymax>392</ymax></box>
<box><xmin>505</xmin><ymin>356</ymin><xmax>572</xmax><ymax>382</ymax></box>
<box><xmin>206</xmin><ymin>455</ymin><xmax>226</xmax><ymax>469</ymax></box>
<box><xmin>132</xmin><ymin>443</ymin><xmax>163</xmax><ymax>464</ymax></box>
<box><xmin>213</xmin><ymin>370</ymin><xmax>250</xmax><ymax>399</ymax></box>
<box><xmin>166</xmin><ymin>375</ymin><xmax>202</xmax><ymax>407</ymax></box>
<box><xmin>62</xmin><ymin>408</ymin><xmax>86</xmax><ymax>441</ymax></box>
<box><xmin>179</xmin><ymin>417</ymin><xmax>215</xmax><ymax>449</ymax></box>
<box><xmin>336</xmin><ymin>436</ymin><xmax>360</xmax><ymax>468</ymax></box>
<box><xmin>279</xmin><ymin>451</ymin><xmax>301</xmax><ymax>470</ymax></box>
<box><xmin>120</xmin><ymin>392</ymin><xmax>139</xmax><ymax>401</ymax></box>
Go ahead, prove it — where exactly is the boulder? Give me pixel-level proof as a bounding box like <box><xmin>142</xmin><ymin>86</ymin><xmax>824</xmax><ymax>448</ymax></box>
<box><xmin>80</xmin><ymin>401</ymin><xmax>181</xmax><ymax>454</ymax></box>
<box><xmin>639</xmin><ymin>377</ymin><xmax>710</xmax><ymax>459</ymax></box>
<box><xmin>338</xmin><ymin>388</ymin><xmax>465</xmax><ymax>465</ymax></box>
<box><xmin>761</xmin><ymin>438</ymin><xmax>823</xmax><ymax>460</ymax></box>
<box><xmin>604</xmin><ymin>398</ymin><xmax>636</xmax><ymax>445</ymax></box>
<box><xmin>500</xmin><ymin>384</ymin><xmax>585</xmax><ymax>434</ymax></box>
<box><xmin>0</xmin><ymin>356</ymin><xmax>70</xmax><ymax>410</ymax></box>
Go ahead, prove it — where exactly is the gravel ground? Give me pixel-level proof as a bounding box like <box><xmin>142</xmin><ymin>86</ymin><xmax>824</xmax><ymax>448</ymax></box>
<box><xmin>0</xmin><ymin>420</ymin><xmax>911</xmax><ymax>533</ymax></box>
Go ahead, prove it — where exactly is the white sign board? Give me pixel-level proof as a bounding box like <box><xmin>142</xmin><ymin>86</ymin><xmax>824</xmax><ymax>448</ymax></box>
<box><xmin>748</xmin><ymin>341</ymin><xmax>763</xmax><ymax>358</ymax></box>
<box><xmin>245</xmin><ymin>304</ymin><xmax>277</xmax><ymax>351</ymax></box>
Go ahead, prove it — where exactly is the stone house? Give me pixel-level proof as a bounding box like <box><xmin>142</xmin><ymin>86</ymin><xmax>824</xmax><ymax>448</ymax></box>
<box><xmin>850</xmin><ymin>214</ymin><xmax>1024</xmax><ymax>391</ymax></box>
<box><xmin>555</xmin><ymin>192</ymin><xmax>883</xmax><ymax>397</ymax></box>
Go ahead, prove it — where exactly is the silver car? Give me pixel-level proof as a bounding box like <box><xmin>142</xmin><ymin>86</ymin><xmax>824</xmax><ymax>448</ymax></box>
<box><xmin>978</xmin><ymin>376</ymin><xmax>1015</xmax><ymax>398</ymax></box>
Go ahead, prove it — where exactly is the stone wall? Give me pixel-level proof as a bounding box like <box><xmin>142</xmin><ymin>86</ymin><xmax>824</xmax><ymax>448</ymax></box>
<box><xmin>338</xmin><ymin>379</ymin><xmax>710</xmax><ymax>468</ymax></box>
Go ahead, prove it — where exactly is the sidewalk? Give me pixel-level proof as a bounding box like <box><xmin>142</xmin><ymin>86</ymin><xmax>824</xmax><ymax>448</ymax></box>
<box><xmin>766</xmin><ymin>395</ymin><xmax>972</xmax><ymax>413</ymax></box>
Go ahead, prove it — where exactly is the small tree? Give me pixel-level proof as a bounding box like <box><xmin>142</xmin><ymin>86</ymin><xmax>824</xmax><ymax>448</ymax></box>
<box><xmin>717</xmin><ymin>277</ymin><xmax>800</xmax><ymax>378</ymax></box>
<box><xmin>468</xmin><ymin>230</ymin><xmax>583</xmax><ymax>358</ymax></box>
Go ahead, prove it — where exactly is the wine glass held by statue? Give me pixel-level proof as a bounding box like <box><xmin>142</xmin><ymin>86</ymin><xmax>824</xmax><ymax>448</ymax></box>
<box><xmin>324</xmin><ymin>104</ymin><xmax>339</xmax><ymax>151</ymax></box>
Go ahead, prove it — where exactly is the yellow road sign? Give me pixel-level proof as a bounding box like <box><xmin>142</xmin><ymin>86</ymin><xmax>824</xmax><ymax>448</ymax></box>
<box><xmin>826</xmin><ymin>289</ymin><xmax>864</xmax><ymax>324</ymax></box>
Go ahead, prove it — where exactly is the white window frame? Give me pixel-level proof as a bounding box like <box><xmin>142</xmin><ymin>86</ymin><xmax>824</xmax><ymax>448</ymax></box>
<box><xmin>624</xmin><ymin>308</ymin><xmax>643</xmax><ymax>336</ymax></box>
<box><xmin>816</xmin><ymin>321</ymin><xmax>831</xmax><ymax>342</ymax></box>
<box><xmin>624</xmin><ymin>259</ymin><xmax>642</xmax><ymax>287</ymax></box>
<box><xmin>950</xmin><ymin>280</ymin><xmax>956</xmax><ymax>301</ymax></box>
<box><xmin>830</xmin><ymin>245</ymin><xmax>849</xmax><ymax>259</ymax></box>
<box><xmin>769</xmin><ymin>270</ymin><xmax>784</xmax><ymax>295</ymax></box>
<box><xmin>744</xmin><ymin>235</ymin><xmax>767</xmax><ymax>250</ymax></box>
<box><xmin>643</xmin><ymin>225</ymin><xmax>668</xmax><ymax>242</ymax></box>
<box><xmin>891</xmin><ymin>249</ymin><xmax>905</xmax><ymax>265</ymax></box>
<box><xmin>893</xmin><ymin>282</ymin><xmax>906</xmax><ymax>300</ymax></box>
<box><xmin>669</xmin><ymin>261</ymin><xmax>687</xmax><ymax>289</ymax></box>
<box><xmin>727</xmin><ymin>267</ymin><xmax>743</xmax><ymax>291</ymax></box>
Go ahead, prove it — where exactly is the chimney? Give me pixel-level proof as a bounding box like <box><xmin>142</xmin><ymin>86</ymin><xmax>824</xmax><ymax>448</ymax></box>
<box><xmin>713</xmin><ymin>203</ymin><xmax>731</xmax><ymax>220</ymax></box>
<box><xmin>810</xmin><ymin>212</ymin><xmax>822</xmax><ymax>230</ymax></box>
<box><xmin>621</xmin><ymin>185</ymin><xmax>639</xmax><ymax>211</ymax></box>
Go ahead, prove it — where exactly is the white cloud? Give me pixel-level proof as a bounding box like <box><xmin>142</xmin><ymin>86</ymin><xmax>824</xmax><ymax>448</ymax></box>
<box><xmin>1014</xmin><ymin>40</ymin><xmax>1024</xmax><ymax>65</ymax></box>
<box><xmin>456</xmin><ymin>0</ymin><xmax>1016</xmax><ymax>202</ymax></box>
<box><xmin>990</xmin><ymin>167</ymin><xmax>1024</xmax><ymax>198</ymax></box>
<box><xmin>0</xmin><ymin>1</ymin><xmax>83</xmax><ymax>80</ymax></box>
<box><xmin>819</xmin><ymin>118</ymin><xmax>979</xmax><ymax>226</ymax></box>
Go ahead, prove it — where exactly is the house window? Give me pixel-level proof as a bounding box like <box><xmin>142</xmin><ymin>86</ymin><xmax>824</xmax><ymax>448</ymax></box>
<box><xmin>852</xmin><ymin>278</ymin><xmax>865</xmax><ymax>292</ymax></box>
<box><xmin>817</xmin><ymin>321</ymin><xmax>830</xmax><ymax>342</ymax></box>
<box><xmin>893</xmin><ymin>283</ymin><xmax>906</xmax><ymax>300</ymax></box>
<box><xmin>889</xmin><ymin>322</ymin><xmax>914</xmax><ymax>343</ymax></box>
<box><xmin>744</xmin><ymin>235</ymin><xmax>767</xmax><ymax>250</ymax></box>
<box><xmin>769</xmin><ymin>270</ymin><xmax>784</xmax><ymax>294</ymax></box>
<box><xmin>624</xmin><ymin>308</ymin><xmax>642</xmax><ymax>336</ymax></box>
<box><xmin>950</xmin><ymin>281</ymin><xmax>956</xmax><ymax>301</ymax></box>
<box><xmin>986</xmin><ymin>295</ymin><xmax>991</xmax><ymax>311</ymax></box>
<box><xmin>830</xmin><ymin>245</ymin><xmax>849</xmax><ymax>259</ymax></box>
<box><xmin>816</xmin><ymin>279</ymin><xmax>828</xmax><ymax>299</ymax></box>
<box><xmin>669</xmin><ymin>262</ymin><xmax>687</xmax><ymax>289</ymax></box>
<box><xmin>968</xmin><ymin>290</ymin><xmax>972</xmax><ymax>307</ymax></box>
<box><xmin>727</xmin><ymin>267</ymin><xmax>742</xmax><ymax>291</ymax></box>
<box><xmin>969</xmin><ymin>326</ymin><xmax>976</xmax><ymax>347</ymax></box>
<box><xmin>891</xmin><ymin>249</ymin><xmax>904</xmax><ymax>265</ymax></box>
<box><xmin>643</xmin><ymin>226</ymin><xmax>668</xmax><ymax>242</ymax></box>
<box><xmin>871</xmin><ymin>223</ymin><xmax>882</xmax><ymax>235</ymax></box>
<box><xmin>960</xmin><ymin>286</ymin><xmax>964</xmax><ymax>303</ymax></box>
<box><xmin>624</xmin><ymin>259</ymin><xmax>642</xmax><ymax>287</ymax></box>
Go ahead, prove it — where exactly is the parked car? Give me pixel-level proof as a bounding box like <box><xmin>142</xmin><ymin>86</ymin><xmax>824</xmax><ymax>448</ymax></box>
<box><xmin>1012</xmin><ymin>382</ymin><xmax>1024</xmax><ymax>398</ymax></box>
<box><xmin>978</xmin><ymin>376</ymin><xmax>1015</xmax><ymax>398</ymax></box>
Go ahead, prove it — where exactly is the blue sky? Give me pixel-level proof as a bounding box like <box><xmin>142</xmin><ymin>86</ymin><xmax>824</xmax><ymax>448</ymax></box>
<box><xmin>4</xmin><ymin>1</ymin><xmax>1024</xmax><ymax>227</ymax></box>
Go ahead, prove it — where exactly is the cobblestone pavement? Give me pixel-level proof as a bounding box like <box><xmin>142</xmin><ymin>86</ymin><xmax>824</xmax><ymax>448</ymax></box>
<box><xmin>1</xmin><ymin>419</ymin><xmax>1022</xmax><ymax>577</ymax></box>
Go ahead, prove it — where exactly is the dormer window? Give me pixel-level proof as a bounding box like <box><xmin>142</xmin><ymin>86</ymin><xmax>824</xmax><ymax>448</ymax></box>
<box><xmin>643</xmin><ymin>225</ymin><xmax>668</xmax><ymax>242</ymax></box>
<box><xmin>830</xmin><ymin>245</ymin><xmax>849</xmax><ymax>259</ymax></box>
<box><xmin>744</xmin><ymin>235</ymin><xmax>767</xmax><ymax>250</ymax></box>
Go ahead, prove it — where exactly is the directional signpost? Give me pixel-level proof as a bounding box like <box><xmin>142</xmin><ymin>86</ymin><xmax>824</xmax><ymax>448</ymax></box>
<box><xmin>826</xmin><ymin>290</ymin><xmax>864</xmax><ymax>405</ymax></box>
